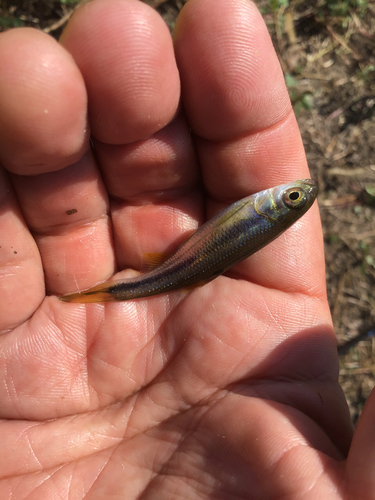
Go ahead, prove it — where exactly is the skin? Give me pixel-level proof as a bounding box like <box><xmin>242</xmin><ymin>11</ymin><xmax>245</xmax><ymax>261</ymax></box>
<box><xmin>0</xmin><ymin>0</ymin><xmax>374</xmax><ymax>498</ymax></box>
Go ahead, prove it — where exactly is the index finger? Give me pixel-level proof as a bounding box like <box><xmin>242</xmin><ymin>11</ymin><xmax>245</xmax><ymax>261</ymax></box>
<box><xmin>174</xmin><ymin>0</ymin><xmax>324</xmax><ymax>296</ymax></box>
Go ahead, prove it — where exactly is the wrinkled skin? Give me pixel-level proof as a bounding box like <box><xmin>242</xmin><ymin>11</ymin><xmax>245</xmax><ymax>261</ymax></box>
<box><xmin>0</xmin><ymin>0</ymin><xmax>374</xmax><ymax>498</ymax></box>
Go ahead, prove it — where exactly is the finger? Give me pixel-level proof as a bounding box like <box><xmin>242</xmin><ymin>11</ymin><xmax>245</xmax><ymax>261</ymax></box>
<box><xmin>0</xmin><ymin>28</ymin><xmax>88</xmax><ymax>175</ymax></box>
<box><xmin>0</xmin><ymin>28</ymin><xmax>75</xmax><ymax>323</ymax></box>
<box><xmin>59</xmin><ymin>0</ymin><xmax>200</xmax><ymax>282</ymax></box>
<box><xmin>0</xmin><ymin>26</ymin><xmax>112</xmax><ymax>295</ymax></box>
<box><xmin>174</xmin><ymin>0</ymin><xmax>324</xmax><ymax>296</ymax></box>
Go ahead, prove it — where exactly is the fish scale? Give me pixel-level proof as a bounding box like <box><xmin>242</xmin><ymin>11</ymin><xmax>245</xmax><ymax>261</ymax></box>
<box><xmin>60</xmin><ymin>179</ymin><xmax>317</xmax><ymax>303</ymax></box>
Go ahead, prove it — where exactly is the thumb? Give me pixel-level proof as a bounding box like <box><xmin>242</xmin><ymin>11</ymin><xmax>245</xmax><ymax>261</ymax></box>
<box><xmin>346</xmin><ymin>387</ymin><xmax>375</xmax><ymax>499</ymax></box>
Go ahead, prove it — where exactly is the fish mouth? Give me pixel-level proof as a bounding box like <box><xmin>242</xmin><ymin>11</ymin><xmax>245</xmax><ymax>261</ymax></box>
<box><xmin>299</xmin><ymin>178</ymin><xmax>318</xmax><ymax>198</ymax></box>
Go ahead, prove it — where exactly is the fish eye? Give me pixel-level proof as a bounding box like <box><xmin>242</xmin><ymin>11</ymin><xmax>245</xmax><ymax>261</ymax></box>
<box><xmin>283</xmin><ymin>188</ymin><xmax>307</xmax><ymax>209</ymax></box>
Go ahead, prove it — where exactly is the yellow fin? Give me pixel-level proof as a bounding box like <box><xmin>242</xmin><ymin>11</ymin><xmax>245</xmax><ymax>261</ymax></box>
<box><xmin>141</xmin><ymin>252</ymin><xmax>169</xmax><ymax>272</ymax></box>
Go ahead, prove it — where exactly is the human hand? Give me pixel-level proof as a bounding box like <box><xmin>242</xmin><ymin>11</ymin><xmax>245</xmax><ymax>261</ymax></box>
<box><xmin>1</xmin><ymin>0</ymin><xmax>373</xmax><ymax>498</ymax></box>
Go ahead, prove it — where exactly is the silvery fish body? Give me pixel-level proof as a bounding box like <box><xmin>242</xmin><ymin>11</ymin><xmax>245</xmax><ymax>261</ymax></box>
<box><xmin>60</xmin><ymin>179</ymin><xmax>317</xmax><ymax>303</ymax></box>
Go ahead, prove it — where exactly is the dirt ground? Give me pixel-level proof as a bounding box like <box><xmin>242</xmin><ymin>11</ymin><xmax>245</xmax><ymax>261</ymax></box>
<box><xmin>1</xmin><ymin>0</ymin><xmax>375</xmax><ymax>425</ymax></box>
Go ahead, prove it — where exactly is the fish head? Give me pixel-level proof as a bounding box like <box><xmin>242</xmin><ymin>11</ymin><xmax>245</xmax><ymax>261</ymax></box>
<box><xmin>253</xmin><ymin>179</ymin><xmax>318</xmax><ymax>225</ymax></box>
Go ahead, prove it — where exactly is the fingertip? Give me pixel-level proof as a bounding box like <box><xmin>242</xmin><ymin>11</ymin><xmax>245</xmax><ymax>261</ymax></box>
<box><xmin>174</xmin><ymin>0</ymin><xmax>291</xmax><ymax>140</ymax></box>
<box><xmin>0</xmin><ymin>27</ymin><xmax>89</xmax><ymax>175</ymax></box>
<box><xmin>61</xmin><ymin>0</ymin><xmax>180</xmax><ymax>144</ymax></box>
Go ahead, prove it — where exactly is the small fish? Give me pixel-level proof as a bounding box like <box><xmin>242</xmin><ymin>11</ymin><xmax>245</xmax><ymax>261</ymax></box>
<box><xmin>60</xmin><ymin>179</ymin><xmax>317</xmax><ymax>303</ymax></box>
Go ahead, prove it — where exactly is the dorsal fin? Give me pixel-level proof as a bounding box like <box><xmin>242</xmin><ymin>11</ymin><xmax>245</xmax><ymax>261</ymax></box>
<box><xmin>141</xmin><ymin>252</ymin><xmax>169</xmax><ymax>272</ymax></box>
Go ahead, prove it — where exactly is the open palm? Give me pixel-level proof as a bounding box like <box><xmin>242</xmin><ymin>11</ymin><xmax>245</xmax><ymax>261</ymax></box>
<box><xmin>1</xmin><ymin>0</ymin><xmax>373</xmax><ymax>498</ymax></box>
